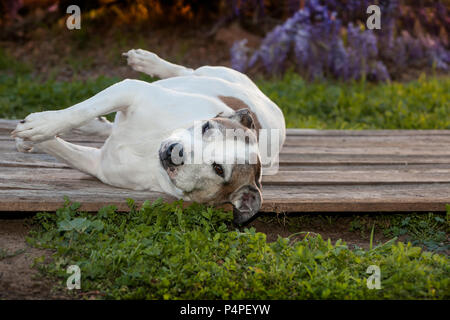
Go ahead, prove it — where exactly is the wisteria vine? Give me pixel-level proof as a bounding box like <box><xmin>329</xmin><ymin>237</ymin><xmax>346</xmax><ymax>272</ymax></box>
<box><xmin>230</xmin><ymin>0</ymin><xmax>450</xmax><ymax>81</ymax></box>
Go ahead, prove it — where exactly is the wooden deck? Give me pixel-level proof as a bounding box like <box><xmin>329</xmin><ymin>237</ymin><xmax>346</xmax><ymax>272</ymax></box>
<box><xmin>1</xmin><ymin>119</ymin><xmax>449</xmax><ymax>213</ymax></box>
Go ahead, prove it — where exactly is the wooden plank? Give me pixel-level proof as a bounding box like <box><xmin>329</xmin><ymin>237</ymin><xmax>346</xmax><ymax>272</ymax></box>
<box><xmin>280</xmin><ymin>146</ymin><xmax>450</xmax><ymax>155</ymax></box>
<box><xmin>0</xmin><ymin>153</ymin><xmax>68</xmax><ymax>168</ymax></box>
<box><xmin>2</xmin><ymin>166</ymin><xmax>450</xmax><ymax>186</ymax></box>
<box><xmin>284</xmin><ymin>136</ymin><xmax>450</xmax><ymax>147</ymax></box>
<box><xmin>279</xmin><ymin>153</ymin><xmax>450</xmax><ymax>165</ymax></box>
<box><xmin>277</xmin><ymin>164</ymin><xmax>450</xmax><ymax>172</ymax></box>
<box><xmin>2</xmin><ymin>150</ymin><xmax>448</xmax><ymax>169</ymax></box>
<box><xmin>262</xmin><ymin>169</ymin><xmax>450</xmax><ymax>185</ymax></box>
<box><xmin>3</xmin><ymin>151</ymin><xmax>450</xmax><ymax>168</ymax></box>
<box><xmin>0</xmin><ymin>183</ymin><xmax>448</xmax><ymax>213</ymax></box>
<box><xmin>0</xmin><ymin>189</ymin><xmax>174</xmax><ymax>212</ymax></box>
<box><xmin>261</xmin><ymin>184</ymin><xmax>450</xmax><ymax>212</ymax></box>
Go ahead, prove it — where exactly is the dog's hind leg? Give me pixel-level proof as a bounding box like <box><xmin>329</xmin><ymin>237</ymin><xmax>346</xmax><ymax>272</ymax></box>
<box><xmin>36</xmin><ymin>137</ymin><xmax>102</xmax><ymax>178</ymax></box>
<box><xmin>124</xmin><ymin>49</ymin><xmax>194</xmax><ymax>79</ymax></box>
<box><xmin>124</xmin><ymin>49</ymin><xmax>256</xmax><ymax>88</ymax></box>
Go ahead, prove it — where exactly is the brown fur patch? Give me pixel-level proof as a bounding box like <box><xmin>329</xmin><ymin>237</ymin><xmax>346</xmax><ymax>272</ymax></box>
<box><xmin>212</xmin><ymin>117</ymin><xmax>259</xmax><ymax>146</ymax></box>
<box><xmin>214</xmin><ymin>163</ymin><xmax>261</xmax><ymax>204</ymax></box>
<box><xmin>218</xmin><ymin>96</ymin><xmax>262</xmax><ymax>133</ymax></box>
<box><xmin>183</xmin><ymin>162</ymin><xmax>262</xmax><ymax>205</ymax></box>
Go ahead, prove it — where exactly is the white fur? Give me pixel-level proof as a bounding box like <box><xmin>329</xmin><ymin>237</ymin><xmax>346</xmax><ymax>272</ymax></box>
<box><xmin>12</xmin><ymin>49</ymin><xmax>286</xmax><ymax>200</ymax></box>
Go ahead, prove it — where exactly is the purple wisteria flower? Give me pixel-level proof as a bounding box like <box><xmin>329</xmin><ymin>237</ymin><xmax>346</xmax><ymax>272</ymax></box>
<box><xmin>230</xmin><ymin>39</ymin><xmax>249</xmax><ymax>72</ymax></box>
<box><xmin>229</xmin><ymin>0</ymin><xmax>448</xmax><ymax>81</ymax></box>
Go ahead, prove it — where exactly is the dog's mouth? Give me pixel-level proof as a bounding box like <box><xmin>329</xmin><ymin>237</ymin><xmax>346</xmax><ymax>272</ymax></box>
<box><xmin>159</xmin><ymin>142</ymin><xmax>182</xmax><ymax>180</ymax></box>
<box><xmin>159</xmin><ymin>148</ymin><xmax>170</xmax><ymax>170</ymax></box>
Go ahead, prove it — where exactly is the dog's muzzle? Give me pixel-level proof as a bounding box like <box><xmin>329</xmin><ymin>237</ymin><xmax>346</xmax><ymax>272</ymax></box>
<box><xmin>159</xmin><ymin>142</ymin><xmax>184</xmax><ymax>169</ymax></box>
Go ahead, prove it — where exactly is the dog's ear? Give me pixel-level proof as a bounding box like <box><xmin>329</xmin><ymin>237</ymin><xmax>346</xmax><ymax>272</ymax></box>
<box><xmin>230</xmin><ymin>185</ymin><xmax>262</xmax><ymax>225</ymax></box>
<box><xmin>229</xmin><ymin>108</ymin><xmax>256</xmax><ymax>130</ymax></box>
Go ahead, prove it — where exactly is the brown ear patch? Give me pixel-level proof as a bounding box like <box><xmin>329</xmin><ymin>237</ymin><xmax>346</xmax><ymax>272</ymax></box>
<box><xmin>218</xmin><ymin>96</ymin><xmax>262</xmax><ymax>133</ymax></box>
<box><xmin>213</xmin><ymin>162</ymin><xmax>262</xmax><ymax>205</ymax></box>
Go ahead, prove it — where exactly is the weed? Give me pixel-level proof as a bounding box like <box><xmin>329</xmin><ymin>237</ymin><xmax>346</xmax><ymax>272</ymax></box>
<box><xmin>383</xmin><ymin>212</ymin><xmax>449</xmax><ymax>253</ymax></box>
<box><xmin>0</xmin><ymin>248</ymin><xmax>26</xmax><ymax>260</ymax></box>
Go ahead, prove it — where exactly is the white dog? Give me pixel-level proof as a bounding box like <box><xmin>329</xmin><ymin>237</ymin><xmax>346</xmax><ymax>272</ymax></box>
<box><xmin>12</xmin><ymin>49</ymin><xmax>286</xmax><ymax>224</ymax></box>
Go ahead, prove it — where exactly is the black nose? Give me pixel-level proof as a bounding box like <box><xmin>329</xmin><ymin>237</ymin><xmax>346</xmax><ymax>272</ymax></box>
<box><xmin>165</xmin><ymin>143</ymin><xmax>184</xmax><ymax>166</ymax></box>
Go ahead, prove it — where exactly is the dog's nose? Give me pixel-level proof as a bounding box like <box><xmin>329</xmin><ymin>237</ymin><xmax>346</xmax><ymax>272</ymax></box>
<box><xmin>165</xmin><ymin>143</ymin><xmax>184</xmax><ymax>166</ymax></box>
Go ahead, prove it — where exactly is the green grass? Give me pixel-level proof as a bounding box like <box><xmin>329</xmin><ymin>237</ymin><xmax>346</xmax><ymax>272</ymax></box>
<box><xmin>257</xmin><ymin>73</ymin><xmax>450</xmax><ymax>129</ymax></box>
<box><xmin>0</xmin><ymin>74</ymin><xmax>120</xmax><ymax>120</ymax></box>
<box><xmin>27</xmin><ymin>199</ymin><xmax>449</xmax><ymax>299</ymax></box>
<box><xmin>0</xmin><ymin>59</ymin><xmax>449</xmax><ymax>129</ymax></box>
<box><xmin>0</xmin><ymin>48</ymin><xmax>31</xmax><ymax>76</ymax></box>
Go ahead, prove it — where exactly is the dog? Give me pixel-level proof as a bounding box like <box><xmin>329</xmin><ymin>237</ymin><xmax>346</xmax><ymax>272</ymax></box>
<box><xmin>11</xmin><ymin>49</ymin><xmax>286</xmax><ymax>224</ymax></box>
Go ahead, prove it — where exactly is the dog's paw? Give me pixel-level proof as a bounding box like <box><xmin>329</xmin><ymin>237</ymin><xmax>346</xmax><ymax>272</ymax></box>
<box><xmin>11</xmin><ymin>110</ymin><xmax>67</xmax><ymax>142</ymax></box>
<box><xmin>15</xmin><ymin>137</ymin><xmax>35</xmax><ymax>153</ymax></box>
<box><xmin>123</xmin><ymin>49</ymin><xmax>161</xmax><ymax>76</ymax></box>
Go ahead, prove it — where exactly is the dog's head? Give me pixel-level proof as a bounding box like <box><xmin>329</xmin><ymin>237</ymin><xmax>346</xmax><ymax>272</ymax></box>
<box><xmin>159</xmin><ymin>108</ymin><xmax>262</xmax><ymax>225</ymax></box>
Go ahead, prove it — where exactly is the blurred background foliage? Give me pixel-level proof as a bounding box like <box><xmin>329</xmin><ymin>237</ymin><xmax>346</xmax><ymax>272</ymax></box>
<box><xmin>0</xmin><ymin>1</ymin><xmax>448</xmax><ymax>129</ymax></box>
<box><xmin>0</xmin><ymin>0</ymin><xmax>448</xmax><ymax>81</ymax></box>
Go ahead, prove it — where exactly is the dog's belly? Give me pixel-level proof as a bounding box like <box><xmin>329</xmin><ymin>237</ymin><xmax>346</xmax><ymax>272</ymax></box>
<box><xmin>110</xmin><ymin>76</ymin><xmax>285</xmax><ymax>144</ymax></box>
<box><xmin>96</xmin><ymin>115</ymin><xmax>184</xmax><ymax>196</ymax></box>
<box><xmin>154</xmin><ymin>76</ymin><xmax>286</xmax><ymax>144</ymax></box>
<box><xmin>97</xmin><ymin>139</ymin><xmax>159</xmax><ymax>191</ymax></box>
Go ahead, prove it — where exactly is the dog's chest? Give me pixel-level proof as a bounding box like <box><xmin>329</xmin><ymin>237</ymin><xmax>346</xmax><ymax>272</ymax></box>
<box><xmin>98</xmin><ymin>134</ymin><xmax>163</xmax><ymax>190</ymax></box>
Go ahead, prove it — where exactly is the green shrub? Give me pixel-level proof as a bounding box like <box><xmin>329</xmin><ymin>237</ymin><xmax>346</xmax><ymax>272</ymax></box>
<box><xmin>28</xmin><ymin>199</ymin><xmax>449</xmax><ymax>299</ymax></box>
<box><xmin>0</xmin><ymin>48</ymin><xmax>31</xmax><ymax>75</ymax></box>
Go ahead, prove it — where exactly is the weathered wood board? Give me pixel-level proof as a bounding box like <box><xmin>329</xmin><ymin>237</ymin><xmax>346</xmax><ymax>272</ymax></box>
<box><xmin>0</xmin><ymin>119</ymin><xmax>449</xmax><ymax>213</ymax></box>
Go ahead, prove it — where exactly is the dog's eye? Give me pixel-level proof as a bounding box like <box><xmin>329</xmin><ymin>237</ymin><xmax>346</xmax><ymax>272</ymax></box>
<box><xmin>202</xmin><ymin>121</ymin><xmax>210</xmax><ymax>135</ymax></box>
<box><xmin>212</xmin><ymin>162</ymin><xmax>224</xmax><ymax>178</ymax></box>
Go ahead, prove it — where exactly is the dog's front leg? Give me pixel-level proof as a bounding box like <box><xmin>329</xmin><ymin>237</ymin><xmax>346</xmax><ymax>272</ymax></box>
<box><xmin>11</xmin><ymin>79</ymin><xmax>148</xmax><ymax>143</ymax></box>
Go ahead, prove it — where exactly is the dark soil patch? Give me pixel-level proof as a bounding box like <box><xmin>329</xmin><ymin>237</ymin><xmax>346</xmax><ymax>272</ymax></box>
<box><xmin>249</xmin><ymin>213</ymin><xmax>392</xmax><ymax>250</ymax></box>
<box><xmin>0</xmin><ymin>219</ymin><xmax>71</xmax><ymax>299</ymax></box>
<box><xmin>1</xmin><ymin>23</ymin><xmax>261</xmax><ymax>82</ymax></box>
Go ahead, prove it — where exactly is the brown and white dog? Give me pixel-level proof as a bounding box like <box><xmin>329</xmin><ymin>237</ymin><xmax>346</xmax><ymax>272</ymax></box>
<box><xmin>12</xmin><ymin>49</ymin><xmax>286</xmax><ymax>224</ymax></box>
